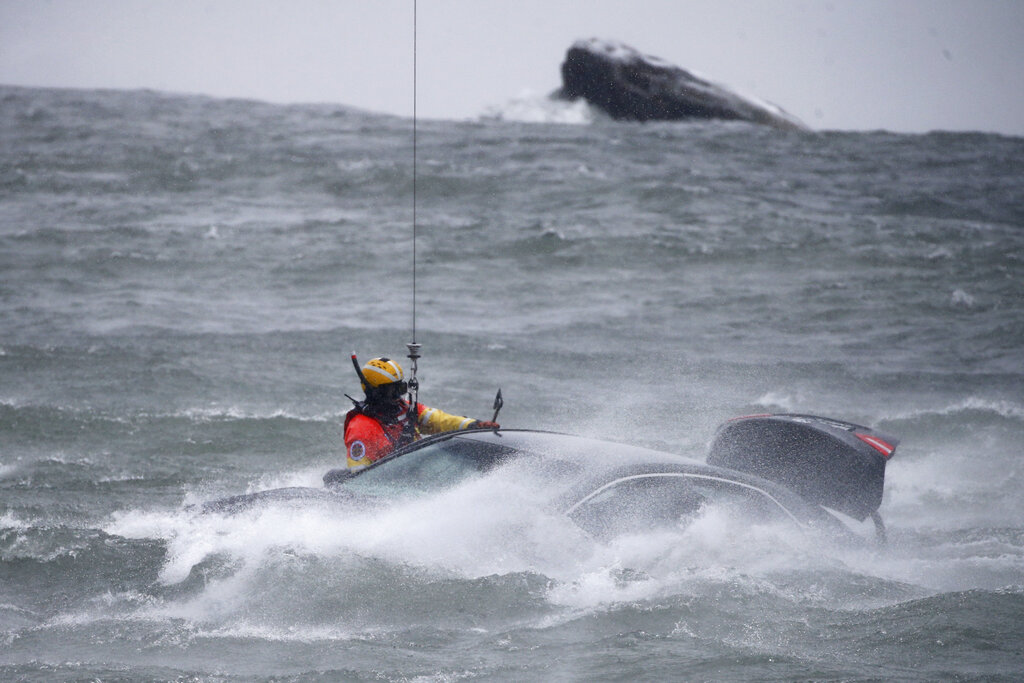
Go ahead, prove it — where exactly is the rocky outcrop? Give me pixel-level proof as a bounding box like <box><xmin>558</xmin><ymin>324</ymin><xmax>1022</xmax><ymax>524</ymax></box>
<box><xmin>555</xmin><ymin>38</ymin><xmax>807</xmax><ymax>130</ymax></box>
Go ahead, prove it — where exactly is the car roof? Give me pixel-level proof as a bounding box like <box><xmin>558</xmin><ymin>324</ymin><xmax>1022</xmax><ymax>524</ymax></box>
<box><xmin>448</xmin><ymin>428</ymin><xmax>700</xmax><ymax>468</ymax></box>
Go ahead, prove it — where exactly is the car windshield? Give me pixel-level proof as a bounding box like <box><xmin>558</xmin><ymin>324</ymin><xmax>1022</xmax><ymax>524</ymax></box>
<box><xmin>341</xmin><ymin>437</ymin><xmax>519</xmax><ymax>500</ymax></box>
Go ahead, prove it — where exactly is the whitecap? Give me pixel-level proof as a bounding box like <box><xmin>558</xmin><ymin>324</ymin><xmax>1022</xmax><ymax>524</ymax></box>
<box><xmin>479</xmin><ymin>90</ymin><xmax>596</xmax><ymax>125</ymax></box>
<box><xmin>950</xmin><ymin>288</ymin><xmax>976</xmax><ymax>308</ymax></box>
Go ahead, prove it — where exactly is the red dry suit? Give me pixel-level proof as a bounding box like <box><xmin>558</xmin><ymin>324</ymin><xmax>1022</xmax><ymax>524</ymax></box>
<box><xmin>344</xmin><ymin>399</ymin><xmax>476</xmax><ymax>471</ymax></box>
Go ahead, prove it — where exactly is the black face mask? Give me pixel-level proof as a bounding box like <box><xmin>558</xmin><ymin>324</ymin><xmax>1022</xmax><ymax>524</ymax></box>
<box><xmin>363</xmin><ymin>384</ymin><xmax>408</xmax><ymax>424</ymax></box>
<box><xmin>366</xmin><ymin>381</ymin><xmax>407</xmax><ymax>404</ymax></box>
<box><xmin>363</xmin><ymin>400</ymin><xmax>404</xmax><ymax>424</ymax></box>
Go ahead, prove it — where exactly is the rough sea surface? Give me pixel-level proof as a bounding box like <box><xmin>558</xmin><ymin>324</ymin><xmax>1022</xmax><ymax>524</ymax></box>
<box><xmin>1</xmin><ymin>85</ymin><xmax>1023</xmax><ymax>681</ymax></box>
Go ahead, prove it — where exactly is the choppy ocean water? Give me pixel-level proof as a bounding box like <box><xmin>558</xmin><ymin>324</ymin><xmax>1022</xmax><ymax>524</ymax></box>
<box><xmin>1</xmin><ymin>85</ymin><xmax>1023</xmax><ymax>681</ymax></box>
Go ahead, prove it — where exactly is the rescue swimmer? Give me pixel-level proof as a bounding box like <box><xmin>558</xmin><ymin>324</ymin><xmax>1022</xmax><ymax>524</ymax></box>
<box><xmin>344</xmin><ymin>356</ymin><xmax>500</xmax><ymax>471</ymax></box>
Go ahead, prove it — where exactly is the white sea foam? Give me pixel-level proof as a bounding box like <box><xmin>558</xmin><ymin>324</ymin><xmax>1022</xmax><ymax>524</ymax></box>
<box><xmin>0</xmin><ymin>461</ymin><xmax>20</xmax><ymax>480</ymax></box>
<box><xmin>479</xmin><ymin>90</ymin><xmax>595</xmax><ymax>125</ymax></box>
<box><xmin>112</xmin><ymin>469</ymin><xmax>575</xmax><ymax>583</ymax></box>
<box><xmin>190</xmin><ymin>621</ymin><xmax>360</xmax><ymax>643</ymax></box>
<box><xmin>107</xmin><ymin>466</ymin><xmax>867</xmax><ymax>626</ymax></box>
<box><xmin>545</xmin><ymin>502</ymin><xmax>838</xmax><ymax>610</ymax></box>
<box><xmin>0</xmin><ymin>511</ymin><xmax>28</xmax><ymax>529</ymax></box>
<box><xmin>170</xmin><ymin>405</ymin><xmax>343</xmax><ymax>424</ymax></box>
<box><xmin>889</xmin><ymin>395</ymin><xmax>1024</xmax><ymax>422</ymax></box>
<box><xmin>951</xmin><ymin>288</ymin><xmax>976</xmax><ymax>308</ymax></box>
<box><xmin>753</xmin><ymin>391</ymin><xmax>801</xmax><ymax>413</ymax></box>
<box><xmin>97</xmin><ymin>447</ymin><xmax>1024</xmax><ymax>646</ymax></box>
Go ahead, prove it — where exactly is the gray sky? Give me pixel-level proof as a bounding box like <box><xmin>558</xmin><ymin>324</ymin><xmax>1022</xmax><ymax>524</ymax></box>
<box><xmin>1</xmin><ymin>0</ymin><xmax>1021</xmax><ymax>134</ymax></box>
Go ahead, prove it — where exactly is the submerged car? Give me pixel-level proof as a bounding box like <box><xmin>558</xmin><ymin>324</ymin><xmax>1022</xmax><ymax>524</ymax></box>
<box><xmin>206</xmin><ymin>414</ymin><xmax>899</xmax><ymax>543</ymax></box>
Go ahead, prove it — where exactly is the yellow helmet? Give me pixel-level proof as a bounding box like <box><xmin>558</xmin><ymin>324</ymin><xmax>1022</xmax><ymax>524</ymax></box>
<box><xmin>361</xmin><ymin>357</ymin><xmax>407</xmax><ymax>399</ymax></box>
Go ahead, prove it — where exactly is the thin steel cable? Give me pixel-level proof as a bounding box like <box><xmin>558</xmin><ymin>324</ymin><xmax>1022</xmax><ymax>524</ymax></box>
<box><xmin>411</xmin><ymin>0</ymin><xmax>418</xmax><ymax>345</ymax></box>
<box><xmin>407</xmin><ymin>0</ymin><xmax>421</xmax><ymax>407</ymax></box>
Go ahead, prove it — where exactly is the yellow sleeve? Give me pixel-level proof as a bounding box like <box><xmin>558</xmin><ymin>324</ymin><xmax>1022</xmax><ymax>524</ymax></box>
<box><xmin>417</xmin><ymin>403</ymin><xmax>476</xmax><ymax>435</ymax></box>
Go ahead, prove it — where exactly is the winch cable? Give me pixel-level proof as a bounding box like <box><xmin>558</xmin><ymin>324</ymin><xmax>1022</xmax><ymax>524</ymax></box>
<box><xmin>406</xmin><ymin>0</ymin><xmax>421</xmax><ymax>423</ymax></box>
